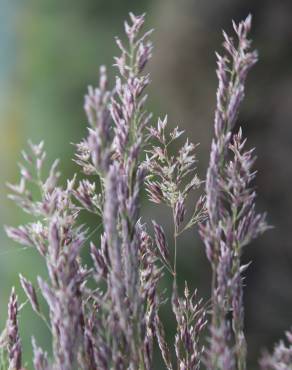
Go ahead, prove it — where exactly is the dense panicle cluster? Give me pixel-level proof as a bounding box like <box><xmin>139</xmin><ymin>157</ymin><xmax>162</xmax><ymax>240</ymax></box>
<box><xmin>4</xmin><ymin>139</ymin><xmax>90</xmax><ymax>370</ymax></box>
<box><xmin>145</xmin><ymin>116</ymin><xmax>206</xmax><ymax>230</ymax></box>
<box><xmin>74</xmin><ymin>12</ymin><xmax>158</xmax><ymax>369</ymax></box>
<box><xmin>199</xmin><ymin>14</ymin><xmax>268</xmax><ymax>370</ymax></box>
<box><xmin>172</xmin><ymin>284</ymin><xmax>207</xmax><ymax>370</ymax></box>
<box><xmin>2</xmin><ymin>11</ymin><xmax>290</xmax><ymax>370</ymax></box>
<box><xmin>145</xmin><ymin>116</ymin><xmax>206</xmax><ymax>280</ymax></box>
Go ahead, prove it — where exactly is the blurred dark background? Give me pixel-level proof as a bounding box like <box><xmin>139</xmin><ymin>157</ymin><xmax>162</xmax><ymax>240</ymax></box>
<box><xmin>1</xmin><ymin>0</ymin><xmax>292</xmax><ymax>368</ymax></box>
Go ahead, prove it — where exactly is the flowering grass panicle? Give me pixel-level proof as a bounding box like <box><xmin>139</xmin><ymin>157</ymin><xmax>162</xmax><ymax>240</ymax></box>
<box><xmin>199</xmin><ymin>15</ymin><xmax>268</xmax><ymax>370</ymax></box>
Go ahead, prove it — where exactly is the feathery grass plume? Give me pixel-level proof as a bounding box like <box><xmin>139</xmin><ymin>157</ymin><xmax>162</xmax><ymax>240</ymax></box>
<box><xmin>172</xmin><ymin>283</ymin><xmax>207</xmax><ymax>370</ymax></box>
<box><xmin>146</xmin><ymin>112</ymin><xmax>207</xmax><ymax>369</ymax></box>
<box><xmin>38</xmin><ymin>213</ymin><xmax>87</xmax><ymax>370</ymax></box>
<box><xmin>74</xmin><ymin>12</ymin><xmax>159</xmax><ymax>369</ymax></box>
<box><xmin>199</xmin><ymin>14</ymin><xmax>268</xmax><ymax>370</ymax></box>
<box><xmin>145</xmin><ymin>116</ymin><xmax>206</xmax><ymax>237</ymax></box>
<box><xmin>5</xmin><ymin>140</ymin><xmax>89</xmax><ymax>369</ymax></box>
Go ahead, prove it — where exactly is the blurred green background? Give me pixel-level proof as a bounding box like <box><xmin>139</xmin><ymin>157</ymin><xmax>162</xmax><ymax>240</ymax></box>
<box><xmin>1</xmin><ymin>0</ymin><xmax>292</xmax><ymax>369</ymax></box>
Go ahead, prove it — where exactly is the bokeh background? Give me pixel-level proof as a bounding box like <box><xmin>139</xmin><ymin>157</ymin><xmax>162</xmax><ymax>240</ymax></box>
<box><xmin>1</xmin><ymin>0</ymin><xmax>292</xmax><ymax>368</ymax></box>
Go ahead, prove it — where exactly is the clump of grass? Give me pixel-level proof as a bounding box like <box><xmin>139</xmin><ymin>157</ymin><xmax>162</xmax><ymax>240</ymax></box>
<box><xmin>2</xmin><ymin>12</ymin><xmax>291</xmax><ymax>370</ymax></box>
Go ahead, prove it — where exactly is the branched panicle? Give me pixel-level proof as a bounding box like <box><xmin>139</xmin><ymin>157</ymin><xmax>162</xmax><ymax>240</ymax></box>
<box><xmin>172</xmin><ymin>283</ymin><xmax>207</xmax><ymax>370</ymax></box>
<box><xmin>201</xmin><ymin>14</ymin><xmax>262</xmax><ymax>267</ymax></box>
<box><xmin>5</xmin><ymin>140</ymin><xmax>89</xmax><ymax>369</ymax></box>
<box><xmin>146</xmin><ymin>90</ymin><xmax>207</xmax><ymax>370</ymax></box>
<box><xmin>75</xmin><ymin>12</ymin><xmax>158</xmax><ymax>370</ymax></box>
<box><xmin>38</xmin><ymin>215</ymin><xmax>87</xmax><ymax>370</ymax></box>
<box><xmin>145</xmin><ymin>116</ymin><xmax>206</xmax><ymax>232</ymax></box>
<box><xmin>5</xmin><ymin>140</ymin><xmax>62</xmax><ymax>257</ymax></box>
<box><xmin>199</xmin><ymin>15</ymin><xmax>268</xmax><ymax>370</ymax></box>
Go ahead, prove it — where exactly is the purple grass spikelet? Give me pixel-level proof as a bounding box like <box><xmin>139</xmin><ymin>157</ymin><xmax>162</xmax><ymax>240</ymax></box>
<box><xmin>7</xmin><ymin>288</ymin><xmax>22</xmax><ymax>370</ymax></box>
<box><xmin>200</xmin><ymin>15</ymin><xmax>268</xmax><ymax>370</ymax></box>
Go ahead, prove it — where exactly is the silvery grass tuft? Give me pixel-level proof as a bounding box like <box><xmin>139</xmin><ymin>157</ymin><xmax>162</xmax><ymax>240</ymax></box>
<box><xmin>1</xmin><ymin>11</ymin><xmax>291</xmax><ymax>370</ymax></box>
